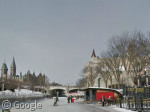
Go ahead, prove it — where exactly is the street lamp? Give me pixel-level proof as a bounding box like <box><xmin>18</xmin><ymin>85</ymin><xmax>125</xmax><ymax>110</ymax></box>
<box><xmin>146</xmin><ymin>75</ymin><xmax>149</xmax><ymax>86</ymax></box>
<box><xmin>144</xmin><ymin>68</ymin><xmax>149</xmax><ymax>86</ymax></box>
<box><xmin>137</xmin><ymin>74</ymin><xmax>141</xmax><ymax>87</ymax></box>
<box><xmin>119</xmin><ymin>66</ymin><xmax>124</xmax><ymax>88</ymax></box>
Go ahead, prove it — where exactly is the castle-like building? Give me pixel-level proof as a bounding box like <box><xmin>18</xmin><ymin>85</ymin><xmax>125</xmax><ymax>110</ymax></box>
<box><xmin>1</xmin><ymin>62</ymin><xmax>8</xmax><ymax>80</ymax></box>
<box><xmin>0</xmin><ymin>58</ymin><xmax>46</xmax><ymax>86</ymax></box>
<box><xmin>1</xmin><ymin>57</ymin><xmax>17</xmax><ymax>81</ymax></box>
<box><xmin>84</xmin><ymin>50</ymin><xmax>105</xmax><ymax>87</ymax></box>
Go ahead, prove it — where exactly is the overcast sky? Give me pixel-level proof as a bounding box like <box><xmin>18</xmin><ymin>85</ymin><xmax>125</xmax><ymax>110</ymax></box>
<box><xmin>0</xmin><ymin>0</ymin><xmax>150</xmax><ymax>85</ymax></box>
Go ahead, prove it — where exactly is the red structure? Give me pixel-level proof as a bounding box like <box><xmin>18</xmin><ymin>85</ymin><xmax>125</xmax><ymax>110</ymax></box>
<box><xmin>82</xmin><ymin>87</ymin><xmax>122</xmax><ymax>102</ymax></box>
<box><xmin>96</xmin><ymin>92</ymin><xmax>114</xmax><ymax>100</ymax></box>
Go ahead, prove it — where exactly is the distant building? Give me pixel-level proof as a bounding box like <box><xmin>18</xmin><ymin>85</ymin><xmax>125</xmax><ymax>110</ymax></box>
<box><xmin>84</xmin><ymin>49</ymin><xmax>105</xmax><ymax>88</ymax></box>
<box><xmin>0</xmin><ymin>57</ymin><xmax>23</xmax><ymax>82</ymax></box>
<box><xmin>23</xmin><ymin>71</ymin><xmax>46</xmax><ymax>86</ymax></box>
<box><xmin>1</xmin><ymin>62</ymin><xmax>8</xmax><ymax>80</ymax></box>
<box><xmin>10</xmin><ymin>57</ymin><xmax>16</xmax><ymax>76</ymax></box>
<box><xmin>0</xmin><ymin>57</ymin><xmax>47</xmax><ymax>91</ymax></box>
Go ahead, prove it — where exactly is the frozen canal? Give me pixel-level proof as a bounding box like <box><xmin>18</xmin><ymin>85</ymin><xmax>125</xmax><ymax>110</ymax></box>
<box><xmin>9</xmin><ymin>97</ymin><xmax>114</xmax><ymax>112</ymax></box>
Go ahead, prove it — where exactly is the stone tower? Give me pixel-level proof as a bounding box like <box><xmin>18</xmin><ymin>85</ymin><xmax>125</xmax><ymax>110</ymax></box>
<box><xmin>1</xmin><ymin>63</ymin><xmax>8</xmax><ymax>80</ymax></box>
<box><xmin>90</xmin><ymin>49</ymin><xmax>99</xmax><ymax>62</ymax></box>
<box><xmin>10</xmin><ymin>57</ymin><xmax>16</xmax><ymax>76</ymax></box>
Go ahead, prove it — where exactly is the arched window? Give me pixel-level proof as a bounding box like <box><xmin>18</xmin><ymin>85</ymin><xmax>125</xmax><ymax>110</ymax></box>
<box><xmin>98</xmin><ymin>78</ymin><xmax>101</xmax><ymax>87</ymax></box>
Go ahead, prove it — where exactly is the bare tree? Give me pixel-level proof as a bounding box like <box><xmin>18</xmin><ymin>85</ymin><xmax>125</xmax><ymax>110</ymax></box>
<box><xmin>76</xmin><ymin>70</ymin><xmax>87</xmax><ymax>88</ymax></box>
<box><xmin>125</xmin><ymin>32</ymin><xmax>150</xmax><ymax>84</ymax></box>
<box><xmin>45</xmin><ymin>76</ymin><xmax>50</xmax><ymax>85</ymax></box>
<box><xmin>102</xmin><ymin>31</ymin><xmax>150</xmax><ymax>87</ymax></box>
<box><xmin>76</xmin><ymin>77</ymin><xmax>87</xmax><ymax>88</ymax></box>
<box><xmin>50</xmin><ymin>82</ymin><xmax>62</xmax><ymax>86</ymax></box>
<box><xmin>96</xmin><ymin>62</ymin><xmax>112</xmax><ymax>88</ymax></box>
<box><xmin>83</xmin><ymin>62</ymin><xmax>99</xmax><ymax>87</ymax></box>
<box><xmin>101</xmin><ymin>51</ymin><xmax>122</xmax><ymax>88</ymax></box>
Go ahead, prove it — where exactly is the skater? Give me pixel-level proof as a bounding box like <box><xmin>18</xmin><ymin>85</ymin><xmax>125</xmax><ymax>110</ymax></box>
<box><xmin>53</xmin><ymin>97</ymin><xmax>58</xmax><ymax>106</ymax></box>
<box><xmin>53</xmin><ymin>92</ymin><xmax>59</xmax><ymax>106</ymax></box>
<box><xmin>67</xmin><ymin>96</ymin><xmax>70</xmax><ymax>103</ymax></box>
<box><xmin>100</xmin><ymin>95</ymin><xmax>106</xmax><ymax>107</ymax></box>
<box><xmin>113</xmin><ymin>97</ymin><xmax>117</xmax><ymax>105</ymax></box>
<box><xmin>70</xmin><ymin>95</ymin><xmax>73</xmax><ymax>103</ymax></box>
<box><xmin>108</xmin><ymin>96</ymin><xmax>112</xmax><ymax>106</ymax></box>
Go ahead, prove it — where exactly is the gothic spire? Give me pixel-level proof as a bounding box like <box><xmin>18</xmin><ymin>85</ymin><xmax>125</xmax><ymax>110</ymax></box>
<box><xmin>11</xmin><ymin>57</ymin><xmax>16</xmax><ymax>68</ymax></box>
<box><xmin>1</xmin><ymin>62</ymin><xmax>8</xmax><ymax>70</ymax></box>
<box><xmin>10</xmin><ymin>57</ymin><xmax>16</xmax><ymax>76</ymax></box>
<box><xmin>91</xmin><ymin>49</ymin><xmax>96</xmax><ymax>57</ymax></box>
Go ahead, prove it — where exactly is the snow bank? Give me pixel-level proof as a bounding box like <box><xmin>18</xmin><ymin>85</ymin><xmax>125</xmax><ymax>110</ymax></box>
<box><xmin>0</xmin><ymin>89</ymin><xmax>43</xmax><ymax>99</ymax></box>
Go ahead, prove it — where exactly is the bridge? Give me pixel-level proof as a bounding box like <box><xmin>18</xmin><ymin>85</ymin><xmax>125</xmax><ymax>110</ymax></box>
<box><xmin>50</xmin><ymin>86</ymin><xmax>78</xmax><ymax>92</ymax></box>
<box><xmin>0</xmin><ymin>80</ymin><xmax>83</xmax><ymax>97</ymax></box>
<box><xmin>49</xmin><ymin>86</ymin><xmax>83</xmax><ymax>97</ymax></box>
<box><xmin>35</xmin><ymin>85</ymin><xmax>84</xmax><ymax>97</ymax></box>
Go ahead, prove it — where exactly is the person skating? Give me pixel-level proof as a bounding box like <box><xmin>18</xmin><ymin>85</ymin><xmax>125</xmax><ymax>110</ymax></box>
<box><xmin>53</xmin><ymin>97</ymin><xmax>59</xmax><ymax>106</ymax></box>
<box><xmin>67</xmin><ymin>96</ymin><xmax>70</xmax><ymax>103</ymax></box>
<box><xmin>53</xmin><ymin>92</ymin><xmax>59</xmax><ymax>106</ymax></box>
<box><xmin>108</xmin><ymin>96</ymin><xmax>112</xmax><ymax>106</ymax></box>
<box><xmin>70</xmin><ymin>95</ymin><xmax>73</xmax><ymax>103</ymax></box>
<box><xmin>100</xmin><ymin>95</ymin><xmax>106</xmax><ymax>107</ymax></box>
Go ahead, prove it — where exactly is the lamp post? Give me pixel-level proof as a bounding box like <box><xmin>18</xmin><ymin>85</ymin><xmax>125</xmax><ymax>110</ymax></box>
<box><xmin>146</xmin><ymin>75</ymin><xmax>149</xmax><ymax>86</ymax></box>
<box><xmin>137</xmin><ymin>74</ymin><xmax>140</xmax><ymax>87</ymax></box>
<box><xmin>144</xmin><ymin>68</ymin><xmax>149</xmax><ymax>86</ymax></box>
<box><xmin>120</xmin><ymin>66</ymin><xmax>124</xmax><ymax>88</ymax></box>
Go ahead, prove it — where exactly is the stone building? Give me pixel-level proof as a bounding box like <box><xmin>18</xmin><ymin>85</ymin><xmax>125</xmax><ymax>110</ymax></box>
<box><xmin>84</xmin><ymin>50</ymin><xmax>150</xmax><ymax>89</ymax></box>
<box><xmin>1</xmin><ymin>62</ymin><xmax>8</xmax><ymax>80</ymax></box>
<box><xmin>0</xmin><ymin>58</ymin><xmax>47</xmax><ymax>91</ymax></box>
<box><xmin>0</xmin><ymin>57</ymin><xmax>23</xmax><ymax>82</ymax></box>
<box><xmin>84</xmin><ymin>49</ymin><xmax>106</xmax><ymax>88</ymax></box>
<box><xmin>23</xmin><ymin>70</ymin><xmax>46</xmax><ymax>86</ymax></box>
<box><xmin>10</xmin><ymin>57</ymin><xmax>16</xmax><ymax>76</ymax></box>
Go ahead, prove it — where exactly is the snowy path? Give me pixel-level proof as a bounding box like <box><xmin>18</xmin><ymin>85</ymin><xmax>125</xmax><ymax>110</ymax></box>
<box><xmin>8</xmin><ymin>98</ymin><xmax>134</xmax><ymax>112</ymax></box>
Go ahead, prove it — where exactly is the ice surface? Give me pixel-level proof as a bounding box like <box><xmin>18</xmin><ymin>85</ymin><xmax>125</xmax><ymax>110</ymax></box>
<box><xmin>9</xmin><ymin>98</ymin><xmax>136</xmax><ymax>112</ymax></box>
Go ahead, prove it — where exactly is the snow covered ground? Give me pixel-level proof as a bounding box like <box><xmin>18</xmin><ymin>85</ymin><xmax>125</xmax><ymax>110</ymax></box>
<box><xmin>7</xmin><ymin>97</ymin><xmax>138</xmax><ymax>112</ymax></box>
<box><xmin>94</xmin><ymin>104</ymin><xmax>135</xmax><ymax>112</ymax></box>
<box><xmin>0</xmin><ymin>89</ymin><xmax>43</xmax><ymax>99</ymax></box>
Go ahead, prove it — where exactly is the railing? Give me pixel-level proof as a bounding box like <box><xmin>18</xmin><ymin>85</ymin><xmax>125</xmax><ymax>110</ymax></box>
<box><xmin>119</xmin><ymin>86</ymin><xmax>150</xmax><ymax>111</ymax></box>
<box><xmin>116</xmin><ymin>98</ymin><xmax>150</xmax><ymax>111</ymax></box>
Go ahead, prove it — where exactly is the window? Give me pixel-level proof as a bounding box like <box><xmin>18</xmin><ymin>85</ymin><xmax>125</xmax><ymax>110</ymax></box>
<box><xmin>98</xmin><ymin>78</ymin><xmax>101</xmax><ymax>87</ymax></box>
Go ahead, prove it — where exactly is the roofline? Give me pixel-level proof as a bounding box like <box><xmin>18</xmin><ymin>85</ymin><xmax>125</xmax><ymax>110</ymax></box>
<box><xmin>81</xmin><ymin>87</ymin><xmax>122</xmax><ymax>95</ymax></box>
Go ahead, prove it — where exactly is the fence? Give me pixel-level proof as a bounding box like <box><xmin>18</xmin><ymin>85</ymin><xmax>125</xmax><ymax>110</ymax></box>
<box><xmin>118</xmin><ymin>86</ymin><xmax>150</xmax><ymax>111</ymax></box>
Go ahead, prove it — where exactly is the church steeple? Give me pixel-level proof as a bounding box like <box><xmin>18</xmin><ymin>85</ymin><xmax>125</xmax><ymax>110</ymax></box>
<box><xmin>12</xmin><ymin>57</ymin><xmax>16</xmax><ymax>67</ymax></box>
<box><xmin>91</xmin><ymin>49</ymin><xmax>96</xmax><ymax>57</ymax></box>
<box><xmin>1</xmin><ymin>62</ymin><xmax>8</xmax><ymax>80</ymax></box>
<box><xmin>10</xmin><ymin>57</ymin><xmax>16</xmax><ymax>76</ymax></box>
